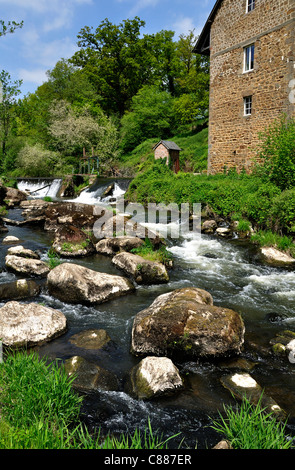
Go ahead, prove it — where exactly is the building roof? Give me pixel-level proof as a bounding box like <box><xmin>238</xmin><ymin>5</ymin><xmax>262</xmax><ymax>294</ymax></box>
<box><xmin>193</xmin><ymin>0</ymin><xmax>223</xmax><ymax>55</ymax></box>
<box><xmin>153</xmin><ymin>140</ymin><xmax>182</xmax><ymax>151</ymax></box>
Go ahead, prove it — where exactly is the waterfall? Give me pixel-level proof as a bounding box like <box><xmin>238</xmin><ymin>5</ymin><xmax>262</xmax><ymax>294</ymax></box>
<box><xmin>70</xmin><ymin>179</ymin><xmax>131</xmax><ymax>205</ymax></box>
<box><xmin>17</xmin><ymin>178</ymin><xmax>62</xmax><ymax>198</ymax></box>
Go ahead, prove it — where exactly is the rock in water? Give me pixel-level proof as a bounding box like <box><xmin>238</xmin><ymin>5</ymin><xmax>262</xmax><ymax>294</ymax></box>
<box><xmin>2</xmin><ymin>236</ymin><xmax>20</xmax><ymax>244</ymax></box>
<box><xmin>69</xmin><ymin>329</ymin><xmax>111</xmax><ymax>350</ymax></box>
<box><xmin>259</xmin><ymin>246</ymin><xmax>295</xmax><ymax>268</ymax></box>
<box><xmin>0</xmin><ymin>301</ymin><xmax>67</xmax><ymax>347</ymax></box>
<box><xmin>47</xmin><ymin>262</ymin><xmax>135</xmax><ymax>304</ymax></box>
<box><xmin>95</xmin><ymin>236</ymin><xmax>144</xmax><ymax>256</ymax></box>
<box><xmin>0</xmin><ymin>279</ymin><xmax>40</xmax><ymax>300</ymax></box>
<box><xmin>131</xmin><ymin>287</ymin><xmax>245</xmax><ymax>358</ymax></box>
<box><xmin>126</xmin><ymin>356</ymin><xmax>184</xmax><ymax>400</ymax></box>
<box><xmin>64</xmin><ymin>356</ymin><xmax>119</xmax><ymax>392</ymax></box>
<box><xmin>5</xmin><ymin>255</ymin><xmax>50</xmax><ymax>277</ymax></box>
<box><xmin>7</xmin><ymin>245</ymin><xmax>40</xmax><ymax>259</ymax></box>
<box><xmin>112</xmin><ymin>252</ymin><xmax>169</xmax><ymax>284</ymax></box>
<box><xmin>51</xmin><ymin>224</ymin><xmax>95</xmax><ymax>257</ymax></box>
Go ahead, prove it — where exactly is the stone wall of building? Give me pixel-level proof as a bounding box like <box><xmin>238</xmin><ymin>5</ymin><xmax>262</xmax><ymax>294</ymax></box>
<box><xmin>154</xmin><ymin>144</ymin><xmax>170</xmax><ymax>165</ymax></box>
<box><xmin>208</xmin><ymin>0</ymin><xmax>295</xmax><ymax>173</ymax></box>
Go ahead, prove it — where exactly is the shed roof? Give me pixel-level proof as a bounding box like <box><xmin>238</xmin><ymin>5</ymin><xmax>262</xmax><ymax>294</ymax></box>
<box><xmin>193</xmin><ymin>0</ymin><xmax>223</xmax><ymax>55</ymax></box>
<box><xmin>153</xmin><ymin>140</ymin><xmax>182</xmax><ymax>151</ymax></box>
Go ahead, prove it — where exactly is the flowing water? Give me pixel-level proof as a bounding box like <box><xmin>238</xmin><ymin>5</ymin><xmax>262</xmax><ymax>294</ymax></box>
<box><xmin>2</xmin><ymin>178</ymin><xmax>295</xmax><ymax>448</ymax></box>
<box><xmin>17</xmin><ymin>178</ymin><xmax>63</xmax><ymax>198</ymax></box>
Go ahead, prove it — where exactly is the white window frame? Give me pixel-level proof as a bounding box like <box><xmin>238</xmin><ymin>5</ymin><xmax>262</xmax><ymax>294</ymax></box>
<box><xmin>246</xmin><ymin>0</ymin><xmax>255</xmax><ymax>13</ymax></box>
<box><xmin>244</xmin><ymin>96</ymin><xmax>252</xmax><ymax>116</ymax></box>
<box><xmin>244</xmin><ymin>44</ymin><xmax>255</xmax><ymax>72</ymax></box>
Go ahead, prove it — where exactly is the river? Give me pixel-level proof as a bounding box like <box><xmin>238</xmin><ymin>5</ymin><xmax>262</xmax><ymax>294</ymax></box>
<box><xmin>1</xmin><ymin>178</ymin><xmax>295</xmax><ymax>449</ymax></box>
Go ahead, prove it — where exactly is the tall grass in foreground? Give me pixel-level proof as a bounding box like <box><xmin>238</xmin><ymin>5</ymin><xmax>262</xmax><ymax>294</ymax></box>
<box><xmin>210</xmin><ymin>396</ymin><xmax>294</xmax><ymax>450</ymax></box>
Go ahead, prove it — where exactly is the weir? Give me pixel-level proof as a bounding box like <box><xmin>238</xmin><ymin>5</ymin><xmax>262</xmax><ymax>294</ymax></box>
<box><xmin>17</xmin><ymin>178</ymin><xmax>63</xmax><ymax>198</ymax></box>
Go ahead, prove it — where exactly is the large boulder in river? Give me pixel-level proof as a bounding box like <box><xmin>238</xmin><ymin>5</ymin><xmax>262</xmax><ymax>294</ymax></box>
<box><xmin>95</xmin><ymin>236</ymin><xmax>144</xmax><ymax>256</ymax></box>
<box><xmin>0</xmin><ymin>279</ymin><xmax>40</xmax><ymax>300</ymax></box>
<box><xmin>0</xmin><ymin>301</ymin><xmax>67</xmax><ymax>348</ymax></box>
<box><xmin>125</xmin><ymin>356</ymin><xmax>184</xmax><ymax>400</ymax></box>
<box><xmin>112</xmin><ymin>252</ymin><xmax>169</xmax><ymax>285</ymax></box>
<box><xmin>51</xmin><ymin>224</ymin><xmax>95</xmax><ymax>257</ymax></box>
<box><xmin>131</xmin><ymin>287</ymin><xmax>245</xmax><ymax>359</ymax></box>
<box><xmin>5</xmin><ymin>254</ymin><xmax>50</xmax><ymax>278</ymax></box>
<box><xmin>47</xmin><ymin>262</ymin><xmax>135</xmax><ymax>304</ymax></box>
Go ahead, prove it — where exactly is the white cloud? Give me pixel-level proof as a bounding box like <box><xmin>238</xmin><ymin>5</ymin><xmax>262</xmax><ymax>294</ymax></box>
<box><xmin>0</xmin><ymin>0</ymin><xmax>93</xmax><ymax>32</ymax></box>
<box><xmin>18</xmin><ymin>68</ymin><xmax>47</xmax><ymax>85</ymax></box>
<box><xmin>21</xmin><ymin>35</ymin><xmax>78</xmax><ymax>68</ymax></box>
<box><xmin>172</xmin><ymin>16</ymin><xmax>199</xmax><ymax>39</ymax></box>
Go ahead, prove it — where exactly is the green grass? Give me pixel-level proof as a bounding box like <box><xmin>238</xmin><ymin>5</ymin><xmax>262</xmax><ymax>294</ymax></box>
<box><xmin>210</xmin><ymin>395</ymin><xmax>294</xmax><ymax>450</ymax></box>
<box><xmin>46</xmin><ymin>248</ymin><xmax>62</xmax><ymax>269</ymax></box>
<box><xmin>131</xmin><ymin>238</ymin><xmax>173</xmax><ymax>266</ymax></box>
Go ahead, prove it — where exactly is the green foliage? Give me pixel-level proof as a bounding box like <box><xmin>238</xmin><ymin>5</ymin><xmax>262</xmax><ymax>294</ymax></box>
<box><xmin>0</xmin><ymin>351</ymin><xmax>82</xmax><ymax>429</ymax></box>
<box><xmin>210</xmin><ymin>395</ymin><xmax>294</xmax><ymax>449</ymax></box>
<box><xmin>0</xmin><ymin>20</ymin><xmax>23</xmax><ymax>37</ymax></box>
<box><xmin>120</xmin><ymin>85</ymin><xmax>175</xmax><ymax>152</ymax></box>
<box><xmin>46</xmin><ymin>249</ymin><xmax>61</xmax><ymax>269</ymax></box>
<box><xmin>268</xmin><ymin>188</ymin><xmax>295</xmax><ymax>234</ymax></box>
<box><xmin>250</xmin><ymin>230</ymin><xmax>295</xmax><ymax>255</ymax></box>
<box><xmin>255</xmin><ymin>115</ymin><xmax>295</xmax><ymax>190</ymax></box>
<box><xmin>131</xmin><ymin>238</ymin><xmax>172</xmax><ymax>266</ymax></box>
<box><xmin>0</xmin><ymin>70</ymin><xmax>23</xmax><ymax>162</ymax></box>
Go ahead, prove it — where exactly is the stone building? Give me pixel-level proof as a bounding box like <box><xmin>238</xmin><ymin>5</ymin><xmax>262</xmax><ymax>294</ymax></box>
<box><xmin>194</xmin><ymin>0</ymin><xmax>295</xmax><ymax>174</ymax></box>
<box><xmin>153</xmin><ymin>140</ymin><xmax>182</xmax><ymax>173</ymax></box>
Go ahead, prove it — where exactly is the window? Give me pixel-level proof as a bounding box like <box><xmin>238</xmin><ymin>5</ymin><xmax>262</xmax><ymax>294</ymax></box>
<box><xmin>247</xmin><ymin>0</ymin><xmax>255</xmax><ymax>12</ymax></box>
<box><xmin>244</xmin><ymin>44</ymin><xmax>255</xmax><ymax>72</ymax></box>
<box><xmin>244</xmin><ymin>96</ymin><xmax>252</xmax><ymax>116</ymax></box>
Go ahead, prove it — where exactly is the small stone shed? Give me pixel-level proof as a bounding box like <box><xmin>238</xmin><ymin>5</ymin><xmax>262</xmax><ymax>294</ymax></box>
<box><xmin>153</xmin><ymin>140</ymin><xmax>182</xmax><ymax>174</ymax></box>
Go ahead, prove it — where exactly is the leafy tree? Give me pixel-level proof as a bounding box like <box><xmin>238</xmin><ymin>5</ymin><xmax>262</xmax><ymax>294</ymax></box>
<box><xmin>17</xmin><ymin>143</ymin><xmax>60</xmax><ymax>177</ymax></box>
<box><xmin>148</xmin><ymin>30</ymin><xmax>180</xmax><ymax>96</ymax></box>
<box><xmin>0</xmin><ymin>70</ymin><xmax>22</xmax><ymax>164</ymax></box>
<box><xmin>70</xmin><ymin>17</ymin><xmax>158</xmax><ymax>117</ymax></box>
<box><xmin>172</xmin><ymin>31</ymin><xmax>210</xmax><ymax>125</ymax></box>
<box><xmin>45</xmin><ymin>59</ymin><xmax>98</xmax><ymax>108</ymax></box>
<box><xmin>120</xmin><ymin>85</ymin><xmax>174</xmax><ymax>152</ymax></box>
<box><xmin>48</xmin><ymin>100</ymin><xmax>120</xmax><ymax>172</ymax></box>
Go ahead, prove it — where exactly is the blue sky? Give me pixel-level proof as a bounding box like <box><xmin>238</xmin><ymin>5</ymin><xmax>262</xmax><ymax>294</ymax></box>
<box><xmin>0</xmin><ymin>0</ymin><xmax>215</xmax><ymax>96</ymax></box>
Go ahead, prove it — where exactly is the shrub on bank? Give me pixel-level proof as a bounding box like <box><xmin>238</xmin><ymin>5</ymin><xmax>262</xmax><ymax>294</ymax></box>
<box><xmin>127</xmin><ymin>163</ymin><xmax>282</xmax><ymax>227</ymax></box>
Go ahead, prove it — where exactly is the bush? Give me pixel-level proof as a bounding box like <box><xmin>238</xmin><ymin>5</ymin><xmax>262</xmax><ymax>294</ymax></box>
<box><xmin>268</xmin><ymin>188</ymin><xmax>295</xmax><ymax>234</ymax></box>
<box><xmin>255</xmin><ymin>115</ymin><xmax>295</xmax><ymax>190</ymax></box>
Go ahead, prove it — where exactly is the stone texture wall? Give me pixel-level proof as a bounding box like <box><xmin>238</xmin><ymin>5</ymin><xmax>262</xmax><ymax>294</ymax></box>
<box><xmin>154</xmin><ymin>144</ymin><xmax>169</xmax><ymax>165</ymax></box>
<box><xmin>208</xmin><ymin>0</ymin><xmax>295</xmax><ymax>174</ymax></box>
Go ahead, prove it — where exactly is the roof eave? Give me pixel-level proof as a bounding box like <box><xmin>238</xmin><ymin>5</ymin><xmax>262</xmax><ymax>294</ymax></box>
<box><xmin>193</xmin><ymin>0</ymin><xmax>223</xmax><ymax>55</ymax></box>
